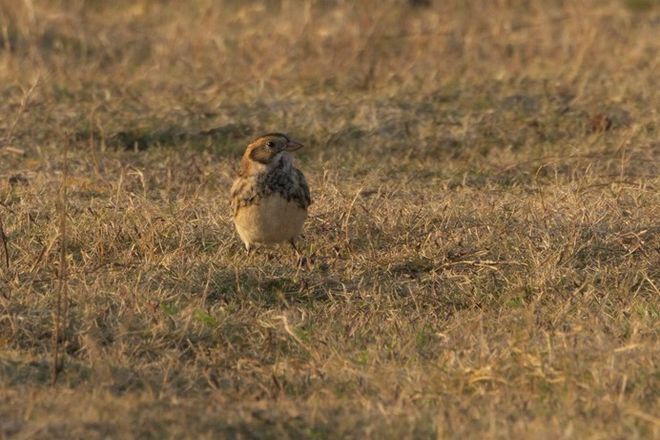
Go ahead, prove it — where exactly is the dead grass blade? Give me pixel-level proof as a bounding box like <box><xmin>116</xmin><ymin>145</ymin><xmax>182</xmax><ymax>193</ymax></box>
<box><xmin>0</xmin><ymin>217</ymin><xmax>8</xmax><ymax>270</ymax></box>
<box><xmin>51</xmin><ymin>141</ymin><xmax>69</xmax><ymax>385</ymax></box>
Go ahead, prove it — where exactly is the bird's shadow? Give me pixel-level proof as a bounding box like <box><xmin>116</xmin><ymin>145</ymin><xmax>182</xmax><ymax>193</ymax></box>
<box><xmin>205</xmin><ymin>254</ymin><xmax>339</xmax><ymax>307</ymax></box>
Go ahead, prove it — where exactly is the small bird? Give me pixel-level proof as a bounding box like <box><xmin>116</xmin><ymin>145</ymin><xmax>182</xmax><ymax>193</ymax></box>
<box><xmin>230</xmin><ymin>133</ymin><xmax>311</xmax><ymax>254</ymax></box>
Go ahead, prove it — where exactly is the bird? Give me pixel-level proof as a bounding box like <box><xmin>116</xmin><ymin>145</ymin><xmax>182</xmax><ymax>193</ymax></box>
<box><xmin>230</xmin><ymin>133</ymin><xmax>311</xmax><ymax>256</ymax></box>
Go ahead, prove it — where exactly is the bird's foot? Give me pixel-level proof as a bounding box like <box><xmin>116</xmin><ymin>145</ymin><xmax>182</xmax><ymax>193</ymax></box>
<box><xmin>296</xmin><ymin>255</ymin><xmax>309</xmax><ymax>269</ymax></box>
<box><xmin>290</xmin><ymin>240</ymin><xmax>309</xmax><ymax>269</ymax></box>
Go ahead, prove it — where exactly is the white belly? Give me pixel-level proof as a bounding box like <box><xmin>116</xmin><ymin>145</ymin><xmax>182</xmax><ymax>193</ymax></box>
<box><xmin>234</xmin><ymin>195</ymin><xmax>307</xmax><ymax>247</ymax></box>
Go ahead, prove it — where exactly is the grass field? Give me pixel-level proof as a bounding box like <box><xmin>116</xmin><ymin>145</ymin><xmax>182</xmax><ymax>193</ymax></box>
<box><xmin>1</xmin><ymin>0</ymin><xmax>659</xmax><ymax>438</ymax></box>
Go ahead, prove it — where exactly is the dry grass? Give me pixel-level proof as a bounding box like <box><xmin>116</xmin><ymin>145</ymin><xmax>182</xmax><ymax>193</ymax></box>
<box><xmin>1</xmin><ymin>0</ymin><xmax>659</xmax><ymax>438</ymax></box>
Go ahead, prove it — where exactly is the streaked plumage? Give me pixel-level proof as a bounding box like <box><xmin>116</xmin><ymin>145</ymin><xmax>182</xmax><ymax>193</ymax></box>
<box><xmin>230</xmin><ymin>133</ymin><xmax>311</xmax><ymax>253</ymax></box>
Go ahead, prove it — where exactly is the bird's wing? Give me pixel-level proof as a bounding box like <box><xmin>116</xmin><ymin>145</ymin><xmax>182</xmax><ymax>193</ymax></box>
<box><xmin>294</xmin><ymin>168</ymin><xmax>312</xmax><ymax>209</ymax></box>
<box><xmin>230</xmin><ymin>177</ymin><xmax>256</xmax><ymax>216</ymax></box>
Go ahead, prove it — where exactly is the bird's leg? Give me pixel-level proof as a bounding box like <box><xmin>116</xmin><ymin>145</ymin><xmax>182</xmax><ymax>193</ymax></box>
<box><xmin>290</xmin><ymin>239</ymin><xmax>307</xmax><ymax>269</ymax></box>
<box><xmin>289</xmin><ymin>239</ymin><xmax>299</xmax><ymax>256</ymax></box>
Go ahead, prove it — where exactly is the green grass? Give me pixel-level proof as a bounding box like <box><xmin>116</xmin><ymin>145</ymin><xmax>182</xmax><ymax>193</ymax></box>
<box><xmin>1</xmin><ymin>0</ymin><xmax>659</xmax><ymax>438</ymax></box>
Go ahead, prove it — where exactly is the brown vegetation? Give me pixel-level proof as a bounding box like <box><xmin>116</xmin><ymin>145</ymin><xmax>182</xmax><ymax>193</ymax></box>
<box><xmin>1</xmin><ymin>0</ymin><xmax>658</xmax><ymax>438</ymax></box>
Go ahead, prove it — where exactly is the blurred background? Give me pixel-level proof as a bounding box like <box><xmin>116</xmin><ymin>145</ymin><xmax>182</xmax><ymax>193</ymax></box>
<box><xmin>1</xmin><ymin>0</ymin><xmax>657</xmax><ymax>163</ymax></box>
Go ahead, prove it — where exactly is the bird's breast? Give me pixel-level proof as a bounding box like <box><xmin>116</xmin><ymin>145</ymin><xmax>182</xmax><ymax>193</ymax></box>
<box><xmin>233</xmin><ymin>193</ymin><xmax>307</xmax><ymax>245</ymax></box>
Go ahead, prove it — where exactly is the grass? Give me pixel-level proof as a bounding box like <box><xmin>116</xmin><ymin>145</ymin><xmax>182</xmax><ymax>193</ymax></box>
<box><xmin>0</xmin><ymin>0</ymin><xmax>658</xmax><ymax>438</ymax></box>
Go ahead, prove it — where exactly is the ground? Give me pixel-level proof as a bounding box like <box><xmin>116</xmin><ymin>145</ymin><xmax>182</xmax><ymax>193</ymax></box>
<box><xmin>0</xmin><ymin>0</ymin><xmax>658</xmax><ymax>438</ymax></box>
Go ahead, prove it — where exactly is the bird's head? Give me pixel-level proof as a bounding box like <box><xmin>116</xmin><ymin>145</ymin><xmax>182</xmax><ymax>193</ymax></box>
<box><xmin>240</xmin><ymin>133</ymin><xmax>303</xmax><ymax>175</ymax></box>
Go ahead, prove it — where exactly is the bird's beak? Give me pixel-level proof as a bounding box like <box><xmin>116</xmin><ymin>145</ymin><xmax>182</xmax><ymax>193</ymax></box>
<box><xmin>285</xmin><ymin>139</ymin><xmax>303</xmax><ymax>151</ymax></box>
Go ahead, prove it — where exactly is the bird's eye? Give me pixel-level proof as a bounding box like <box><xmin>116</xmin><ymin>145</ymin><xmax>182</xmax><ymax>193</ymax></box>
<box><xmin>266</xmin><ymin>141</ymin><xmax>275</xmax><ymax>148</ymax></box>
